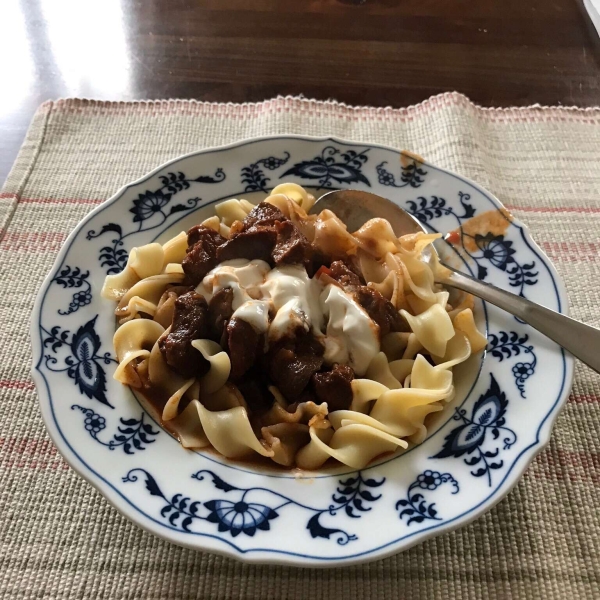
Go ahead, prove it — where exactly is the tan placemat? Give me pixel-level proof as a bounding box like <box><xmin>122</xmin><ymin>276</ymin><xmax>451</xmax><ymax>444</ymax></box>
<box><xmin>1</xmin><ymin>93</ymin><xmax>599</xmax><ymax>599</ymax></box>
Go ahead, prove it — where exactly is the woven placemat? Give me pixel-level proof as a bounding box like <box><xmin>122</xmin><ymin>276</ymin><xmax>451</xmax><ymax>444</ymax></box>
<box><xmin>1</xmin><ymin>93</ymin><xmax>599</xmax><ymax>599</ymax></box>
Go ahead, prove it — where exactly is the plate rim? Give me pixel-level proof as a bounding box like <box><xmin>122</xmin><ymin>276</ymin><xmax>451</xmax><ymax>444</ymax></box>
<box><xmin>30</xmin><ymin>134</ymin><xmax>574</xmax><ymax>566</ymax></box>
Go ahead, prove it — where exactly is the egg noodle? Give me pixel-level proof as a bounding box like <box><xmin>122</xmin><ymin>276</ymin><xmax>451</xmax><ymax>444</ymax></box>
<box><xmin>104</xmin><ymin>183</ymin><xmax>486</xmax><ymax>469</ymax></box>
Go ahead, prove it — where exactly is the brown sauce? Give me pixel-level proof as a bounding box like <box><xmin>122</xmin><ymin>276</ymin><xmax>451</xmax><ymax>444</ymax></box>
<box><xmin>446</xmin><ymin>208</ymin><xmax>513</xmax><ymax>252</ymax></box>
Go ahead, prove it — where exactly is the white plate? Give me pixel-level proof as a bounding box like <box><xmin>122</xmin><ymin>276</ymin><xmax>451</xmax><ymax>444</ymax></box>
<box><xmin>31</xmin><ymin>136</ymin><xmax>573</xmax><ymax>566</ymax></box>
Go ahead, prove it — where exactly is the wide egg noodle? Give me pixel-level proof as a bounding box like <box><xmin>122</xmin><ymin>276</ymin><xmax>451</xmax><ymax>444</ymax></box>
<box><xmin>312</xmin><ymin>210</ymin><xmax>358</xmax><ymax>258</ymax></box>
<box><xmin>431</xmin><ymin>331</ymin><xmax>472</xmax><ymax>369</ymax></box>
<box><xmin>215</xmin><ymin>198</ymin><xmax>253</xmax><ymax>226</ymax></box>
<box><xmin>368</xmin><ymin>270</ymin><xmax>406</xmax><ymax>310</ymax></box>
<box><xmin>191</xmin><ymin>339</ymin><xmax>231</xmax><ymax>394</ymax></box>
<box><xmin>271</xmin><ymin>182</ymin><xmax>315</xmax><ymax>212</ymax></box>
<box><xmin>101</xmin><ymin>242</ymin><xmax>165</xmax><ymax>301</ymax></box>
<box><xmin>295</xmin><ymin>422</ymin><xmax>406</xmax><ymax>470</ymax></box>
<box><xmin>352</xmin><ymin>218</ymin><xmax>399</xmax><ymax>258</ymax></box>
<box><xmin>113</xmin><ymin>319</ymin><xmax>165</xmax><ymax>385</ymax></box>
<box><xmin>387</xmin><ymin>358</ymin><xmax>415</xmax><ymax>384</ymax></box>
<box><xmin>369</xmin><ymin>388</ymin><xmax>447</xmax><ymax>440</ymax></box>
<box><xmin>162</xmin><ymin>377</ymin><xmax>196</xmax><ymax>421</ymax></box>
<box><xmin>381</xmin><ymin>331</ymin><xmax>411</xmax><ymax>361</ymax></box>
<box><xmin>453</xmin><ymin>308</ymin><xmax>487</xmax><ymax>354</ymax></box>
<box><xmin>400</xmin><ymin>303</ymin><xmax>455</xmax><ymax>356</ymax></box>
<box><xmin>161</xmin><ymin>231</ymin><xmax>188</xmax><ymax>265</ymax></box>
<box><xmin>365</xmin><ymin>352</ymin><xmax>402</xmax><ymax>390</ymax></box>
<box><xmin>349</xmin><ymin>379</ymin><xmax>390</xmax><ymax>413</ymax></box>
<box><xmin>196</xmin><ymin>403</ymin><xmax>273</xmax><ymax>459</ymax></box>
<box><xmin>115</xmin><ymin>273</ymin><xmax>185</xmax><ymax>322</ymax></box>
<box><xmin>357</xmin><ymin>249</ymin><xmax>391</xmax><ymax>286</ymax></box>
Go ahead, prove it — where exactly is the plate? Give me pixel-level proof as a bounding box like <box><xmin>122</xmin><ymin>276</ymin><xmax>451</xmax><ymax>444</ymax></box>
<box><xmin>31</xmin><ymin>136</ymin><xmax>573</xmax><ymax>566</ymax></box>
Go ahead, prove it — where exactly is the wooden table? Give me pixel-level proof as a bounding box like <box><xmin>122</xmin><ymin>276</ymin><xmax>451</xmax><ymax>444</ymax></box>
<box><xmin>2</xmin><ymin>0</ymin><xmax>599</xmax><ymax>184</ymax></box>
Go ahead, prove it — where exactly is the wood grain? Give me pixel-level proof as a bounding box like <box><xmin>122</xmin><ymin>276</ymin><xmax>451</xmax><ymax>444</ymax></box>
<box><xmin>1</xmin><ymin>0</ymin><xmax>599</xmax><ymax>184</ymax></box>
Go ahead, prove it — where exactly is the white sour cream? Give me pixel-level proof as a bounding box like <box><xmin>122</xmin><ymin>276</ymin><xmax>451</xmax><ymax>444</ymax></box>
<box><xmin>197</xmin><ymin>259</ymin><xmax>270</xmax><ymax>310</ymax></box>
<box><xmin>196</xmin><ymin>259</ymin><xmax>380</xmax><ymax>375</ymax></box>
<box><xmin>262</xmin><ymin>265</ymin><xmax>324</xmax><ymax>339</ymax></box>
<box><xmin>320</xmin><ymin>285</ymin><xmax>380</xmax><ymax>376</ymax></box>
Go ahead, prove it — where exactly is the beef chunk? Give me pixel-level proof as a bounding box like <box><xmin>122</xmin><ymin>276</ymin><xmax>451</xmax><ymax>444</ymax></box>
<box><xmin>227</xmin><ymin>317</ymin><xmax>263</xmax><ymax>380</ymax></box>
<box><xmin>329</xmin><ymin>260</ymin><xmax>362</xmax><ymax>287</ymax></box>
<box><xmin>353</xmin><ymin>286</ymin><xmax>406</xmax><ymax>336</ymax></box>
<box><xmin>207</xmin><ymin>287</ymin><xmax>234</xmax><ymax>345</ymax></box>
<box><xmin>187</xmin><ymin>224</ymin><xmax>225</xmax><ymax>248</ymax></box>
<box><xmin>272</xmin><ymin>220</ymin><xmax>313</xmax><ymax>269</ymax></box>
<box><xmin>312</xmin><ymin>364</ymin><xmax>355</xmax><ymax>411</ymax></box>
<box><xmin>242</xmin><ymin>201</ymin><xmax>287</xmax><ymax>230</ymax></box>
<box><xmin>236</xmin><ymin>369</ymin><xmax>275</xmax><ymax>414</ymax></box>
<box><xmin>216</xmin><ymin>228</ymin><xmax>277</xmax><ymax>263</ymax></box>
<box><xmin>309</xmin><ymin>246</ymin><xmax>334</xmax><ymax>277</ymax></box>
<box><xmin>182</xmin><ymin>226</ymin><xmax>226</xmax><ymax>286</ymax></box>
<box><xmin>266</xmin><ymin>332</ymin><xmax>324</xmax><ymax>401</ymax></box>
<box><xmin>159</xmin><ymin>291</ymin><xmax>210</xmax><ymax>378</ymax></box>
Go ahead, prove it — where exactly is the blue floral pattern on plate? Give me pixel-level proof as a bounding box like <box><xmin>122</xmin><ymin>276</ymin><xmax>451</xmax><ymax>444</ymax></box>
<box><xmin>241</xmin><ymin>152</ymin><xmax>290</xmax><ymax>192</ymax></box>
<box><xmin>396</xmin><ymin>470</ymin><xmax>459</xmax><ymax>525</ymax></box>
<box><xmin>71</xmin><ymin>405</ymin><xmax>160</xmax><ymax>454</ymax></box>
<box><xmin>123</xmin><ymin>469</ymin><xmax>384</xmax><ymax>544</ymax></box>
<box><xmin>281</xmin><ymin>146</ymin><xmax>370</xmax><ymax>188</ymax></box>
<box><xmin>31</xmin><ymin>136</ymin><xmax>572</xmax><ymax>566</ymax></box>
<box><xmin>433</xmin><ymin>375</ymin><xmax>517</xmax><ymax>487</ymax></box>
<box><xmin>52</xmin><ymin>266</ymin><xmax>92</xmax><ymax>315</ymax></box>
<box><xmin>42</xmin><ymin>316</ymin><xmax>115</xmax><ymax>408</ymax></box>
<box><xmin>488</xmin><ymin>331</ymin><xmax>537</xmax><ymax>398</ymax></box>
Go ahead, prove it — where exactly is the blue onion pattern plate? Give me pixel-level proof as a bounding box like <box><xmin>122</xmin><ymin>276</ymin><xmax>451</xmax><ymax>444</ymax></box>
<box><xmin>31</xmin><ymin>136</ymin><xmax>573</xmax><ymax>566</ymax></box>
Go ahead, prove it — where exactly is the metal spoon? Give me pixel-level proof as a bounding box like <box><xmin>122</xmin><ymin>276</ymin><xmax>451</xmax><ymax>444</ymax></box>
<box><xmin>310</xmin><ymin>189</ymin><xmax>600</xmax><ymax>373</ymax></box>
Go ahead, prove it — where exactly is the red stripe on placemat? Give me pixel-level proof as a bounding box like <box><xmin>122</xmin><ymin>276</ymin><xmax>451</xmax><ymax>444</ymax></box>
<box><xmin>569</xmin><ymin>394</ymin><xmax>600</xmax><ymax>404</ymax></box>
<box><xmin>540</xmin><ymin>241</ymin><xmax>600</xmax><ymax>262</ymax></box>
<box><xmin>0</xmin><ymin>231</ymin><xmax>67</xmax><ymax>252</ymax></box>
<box><xmin>0</xmin><ymin>438</ymin><xmax>68</xmax><ymax>470</ymax></box>
<box><xmin>506</xmin><ymin>205</ymin><xmax>600</xmax><ymax>215</ymax></box>
<box><xmin>50</xmin><ymin>93</ymin><xmax>600</xmax><ymax>125</ymax></box>
<box><xmin>18</xmin><ymin>197</ymin><xmax>104</xmax><ymax>205</ymax></box>
<box><xmin>532</xmin><ymin>449</ymin><xmax>600</xmax><ymax>484</ymax></box>
<box><xmin>0</xmin><ymin>380</ymin><xmax>35</xmax><ymax>391</ymax></box>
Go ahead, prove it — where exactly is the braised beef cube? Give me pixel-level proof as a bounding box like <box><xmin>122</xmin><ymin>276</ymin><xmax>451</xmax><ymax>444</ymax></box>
<box><xmin>236</xmin><ymin>369</ymin><xmax>275</xmax><ymax>414</ymax></box>
<box><xmin>182</xmin><ymin>226</ymin><xmax>226</xmax><ymax>286</ymax></box>
<box><xmin>242</xmin><ymin>201</ymin><xmax>287</xmax><ymax>230</ymax></box>
<box><xmin>267</xmin><ymin>333</ymin><xmax>324</xmax><ymax>401</ymax></box>
<box><xmin>308</xmin><ymin>246</ymin><xmax>333</xmax><ymax>277</ymax></box>
<box><xmin>217</xmin><ymin>228</ymin><xmax>277</xmax><ymax>263</ymax></box>
<box><xmin>328</xmin><ymin>261</ymin><xmax>358</xmax><ymax>286</ymax></box>
<box><xmin>187</xmin><ymin>224</ymin><xmax>225</xmax><ymax>248</ymax></box>
<box><xmin>227</xmin><ymin>317</ymin><xmax>263</xmax><ymax>380</ymax></box>
<box><xmin>329</xmin><ymin>260</ymin><xmax>362</xmax><ymax>288</ymax></box>
<box><xmin>207</xmin><ymin>287</ymin><xmax>234</xmax><ymax>344</ymax></box>
<box><xmin>158</xmin><ymin>291</ymin><xmax>210</xmax><ymax>378</ymax></box>
<box><xmin>272</xmin><ymin>221</ymin><xmax>313</xmax><ymax>268</ymax></box>
<box><xmin>312</xmin><ymin>364</ymin><xmax>355</xmax><ymax>411</ymax></box>
<box><xmin>354</xmin><ymin>286</ymin><xmax>406</xmax><ymax>336</ymax></box>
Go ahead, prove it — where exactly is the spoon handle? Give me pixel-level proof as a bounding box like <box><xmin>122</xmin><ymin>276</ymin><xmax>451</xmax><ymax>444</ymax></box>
<box><xmin>440</xmin><ymin>267</ymin><xmax>600</xmax><ymax>374</ymax></box>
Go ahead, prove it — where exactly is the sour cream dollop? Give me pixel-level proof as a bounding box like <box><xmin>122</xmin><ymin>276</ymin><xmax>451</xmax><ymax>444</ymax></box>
<box><xmin>196</xmin><ymin>259</ymin><xmax>380</xmax><ymax>375</ymax></box>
